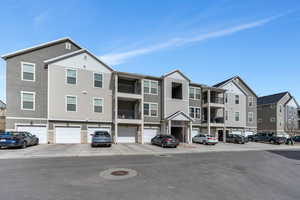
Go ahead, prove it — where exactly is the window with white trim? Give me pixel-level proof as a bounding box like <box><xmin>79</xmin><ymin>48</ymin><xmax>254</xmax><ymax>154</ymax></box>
<box><xmin>189</xmin><ymin>87</ymin><xmax>201</xmax><ymax>100</ymax></box>
<box><xmin>144</xmin><ymin>80</ymin><xmax>158</xmax><ymax>95</ymax></box>
<box><xmin>189</xmin><ymin>107</ymin><xmax>201</xmax><ymax>119</ymax></box>
<box><xmin>66</xmin><ymin>96</ymin><xmax>77</xmax><ymax>112</ymax></box>
<box><xmin>144</xmin><ymin>103</ymin><xmax>158</xmax><ymax>117</ymax></box>
<box><xmin>270</xmin><ymin>117</ymin><xmax>275</xmax><ymax>122</ymax></box>
<box><xmin>225</xmin><ymin>111</ymin><xmax>228</xmax><ymax>121</ymax></box>
<box><xmin>258</xmin><ymin>118</ymin><xmax>262</xmax><ymax>123</ymax></box>
<box><xmin>94</xmin><ymin>73</ymin><xmax>103</xmax><ymax>88</ymax></box>
<box><xmin>235</xmin><ymin>95</ymin><xmax>239</xmax><ymax>104</ymax></box>
<box><xmin>248</xmin><ymin>112</ymin><xmax>254</xmax><ymax>123</ymax></box>
<box><xmin>21</xmin><ymin>92</ymin><xmax>35</xmax><ymax>110</ymax></box>
<box><xmin>66</xmin><ymin>69</ymin><xmax>77</xmax><ymax>84</ymax></box>
<box><xmin>93</xmin><ymin>98</ymin><xmax>103</xmax><ymax>113</ymax></box>
<box><xmin>65</xmin><ymin>42</ymin><xmax>71</xmax><ymax>50</ymax></box>
<box><xmin>248</xmin><ymin>96</ymin><xmax>253</xmax><ymax>107</ymax></box>
<box><xmin>22</xmin><ymin>62</ymin><xmax>35</xmax><ymax>81</ymax></box>
<box><xmin>235</xmin><ymin>112</ymin><xmax>240</xmax><ymax>121</ymax></box>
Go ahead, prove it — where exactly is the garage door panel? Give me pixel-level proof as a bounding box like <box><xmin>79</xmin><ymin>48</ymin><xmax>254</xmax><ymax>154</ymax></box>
<box><xmin>87</xmin><ymin>127</ymin><xmax>111</xmax><ymax>143</ymax></box>
<box><xmin>118</xmin><ymin>126</ymin><xmax>136</xmax><ymax>143</ymax></box>
<box><xmin>17</xmin><ymin>126</ymin><xmax>47</xmax><ymax>144</ymax></box>
<box><xmin>192</xmin><ymin>129</ymin><xmax>200</xmax><ymax>139</ymax></box>
<box><xmin>55</xmin><ymin>127</ymin><xmax>81</xmax><ymax>144</ymax></box>
<box><xmin>143</xmin><ymin>127</ymin><xmax>160</xmax><ymax>143</ymax></box>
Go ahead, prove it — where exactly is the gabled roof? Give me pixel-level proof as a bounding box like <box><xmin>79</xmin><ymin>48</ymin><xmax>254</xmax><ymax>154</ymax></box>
<box><xmin>1</xmin><ymin>37</ymin><xmax>82</xmax><ymax>60</ymax></box>
<box><xmin>258</xmin><ymin>92</ymin><xmax>289</xmax><ymax>105</ymax></box>
<box><xmin>213</xmin><ymin>76</ymin><xmax>257</xmax><ymax>97</ymax></box>
<box><xmin>165</xmin><ymin>111</ymin><xmax>194</xmax><ymax>122</ymax></box>
<box><xmin>44</xmin><ymin>49</ymin><xmax>114</xmax><ymax>72</ymax></box>
<box><xmin>162</xmin><ymin>69</ymin><xmax>190</xmax><ymax>82</ymax></box>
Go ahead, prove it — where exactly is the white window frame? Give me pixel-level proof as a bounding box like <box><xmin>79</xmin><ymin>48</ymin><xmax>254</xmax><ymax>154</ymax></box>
<box><xmin>21</xmin><ymin>91</ymin><xmax>35</xmax><ymax>111</ymax></box>
<box><xmin>235</xmin><ymin>95</ymin><xmax>240</xmax><ymax>104</ymax></box>
<box><xmin>21</xmin><ymin>62</ymin><xmax>35</xmax><ymax>82</ymax></box>
<box><xmin>189</xmin><ymin>87</ymin><xmax>201</xmax><ymax>100</ymax></box>
<box><xmin>144</xmin><ymin>79</ymin><xmax>158</xmax><ymax>95</ymax></box>
<box><xmin>258</xmin><ymin>118</ymin><xmax>262</xmax><ymax>123</ymax></box>
<box><xmin>248</xmin><ymin>112</ymin><xmax>254</xmax><ymax>123</ymax></box>
<box><xmin>65</xmin><ymin>95</ymin><xmax>77</xmax><ymax>112</ymax></box>
<box><xmin>225</xmin><ymin>111</ymin><xmax>228</xmax><ymax>121</ymax></box>
<box><xmin>93</xmin><ymin>97</ymin><xmax>104</xmax><ymax>113</ymax></box>
<box><xmin>144</xmin><ymin>102</ymin><xmax>158</xmax><ymax>117</ymax></box>
<box><xmin>189</xmin><ymin>106</ymin><xmax>201</xmax><ymax>119</ymax></box>
<box><xmin>93</xmin><ymin>72</ymin><xmax>103</xmax><ymax>88</ymax></box>
<box><xmin>270</xmin><ymin>117</ymin><xmax>276</xmax><ymax>122</ymax></box>
<box><xmin>65</xmin><ymin>68</ymin><xmax>77</xmax><ymax>85</ymax></box>
<box><xmin>248</xmin><ymin>96</ymin><xmax>253</xmax><ymax>107</ymax></box>
<box><xmin>65</xmin><ymin>42</ymin><xmax>71</xmax><ymax>50</ymax></box>
<box><xmin>235</xmin><ymin>112</ymin><xmax>240</xmax><ymax>121</ymax></box>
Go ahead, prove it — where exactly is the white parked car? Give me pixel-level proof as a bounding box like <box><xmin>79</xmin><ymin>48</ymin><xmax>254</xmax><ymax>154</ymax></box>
<box><xmin>192</xmin><ymin>134</ymin><xmax>218</xmax><ymax>145</ymax></box>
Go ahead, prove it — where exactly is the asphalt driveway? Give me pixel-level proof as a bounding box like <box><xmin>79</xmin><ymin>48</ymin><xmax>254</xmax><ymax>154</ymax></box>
<box><xmin>1</xmin><ymin>142</ymin><xmax>300</xmax><ymax>159</ymax></box>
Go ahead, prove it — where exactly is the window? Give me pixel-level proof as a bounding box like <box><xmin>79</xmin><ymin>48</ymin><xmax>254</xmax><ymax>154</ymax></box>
<box><xmin>235</xmin><ymin>95</ymin><xmax>239</xmax><ymax>104</ymax></box>
<box><xmin>144</xmin><ymin>103</ymin><xmax>158</xmax><ymax>117</ymax></box>
<box><xmin>279</xmin><ymin>105</ymin><xmax>282</xmax><ymax>112</ymax></box>
<box><xmin>21</xmin><ymin>91</ymin><xmax>35</xmax><ymax>110</ymax></box>
<box><xmin>248</xmin><ymin>96</ymin><xmax>253</xmax><ymax>107</ymax></box>
<box><xmin>66</xmin><ymin>96</ymin><xmax>77</xmax><ymax>112</ymax></box>
<box><xmin>65</xmin><ymin>42</ymin><xmax>71</xmax><ymax>50</ymax></box>
<box><xmin>93</xmin><ymin>98</ymin><xmax>103</xmax><ymax>113</ymax></box>
<box><xmin>248</xmin><ymin>112</ymin><xmax>253</xmax><ymax>123</ymax></box>
<box><xmin>235</xmin><ymin>112</ymin><xmax>240</xmax><ymax>121</ymax></box>
<box><xmin>270</xmin><ymin>104</ymin><xmax>275</xmax><ymax>109</ymax></box>
<box><xmin>225</xmin><ymin>111</ymin><xmax>228</xmax><ymax>121</ymax></box>
<box><xmin>258</xmin><ymin>118</ymin><xmax>262</xmax><ymax>123</ymax></box>
<box><xmin>172</xmin><ymin>82</ymin><xmax>182</xmax><ymax>99</ymax></box>
<box><xmin>189</xmin><ymin>107</ymin><xmax>201</xmax><ymax>119</ymax></box>
<box><xmin>94</xmin><ymin>73</ymin><xmax>103</xmax><ymax>88</ymax></box>
<box><xmin>144</xmin><ymin>80</ymin><xmax>158</xmax><ymax>95</ymax></box>
<box><xmin>66</xmin><ymin>69</ymin><xmax>77</xmax><ymax>84</ymax></box>
<box><xmin>225</xmin><ymin>93</ymin><xmax>228</xmax><ymax>103</ymax></box>
<box><xmin>270</xmin><ymin>117</ymin><xmax>275</xmax><ymax>122</ymax></box>
<box><xmin>21</xmin><ymin>62</ymin><xmax>35</xmax><ymax>81</ymax></box>
<box><xmin>189</xmin><ymin>87</ymin><xmax>201</xmax><ymax>100</ymax></box>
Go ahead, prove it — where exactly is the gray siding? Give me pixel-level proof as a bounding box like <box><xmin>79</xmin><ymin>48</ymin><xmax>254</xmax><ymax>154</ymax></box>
<box><xmin>144</xmin><ymin>80</ymin><xmax>161</xmax><ymax>123</ymax></box>
<box><xmin>5</xmin><ymin>42</ymin><xmax>80</xmax><ymax>119</ymax></box>
<box><xmin>257</xmin><ymin>104</ymin><xmax>277</xmax><ymax>132</ymax></box>
<box><xmin>189</xmin><ymin>86</ymin><xmax>201</xmax><ymax>124</ymax></box>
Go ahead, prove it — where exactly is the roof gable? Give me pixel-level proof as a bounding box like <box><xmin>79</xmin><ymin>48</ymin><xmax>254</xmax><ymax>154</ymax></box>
<box><xmin>163</xmin><ymin>70</ymin><xmax>190</xmax><ymax>81</ymax></box>
<box><xmin>222</xmin><ymin>81</ymin><xmax>246</xmax><ymax>96</ymax></box>
<box><xmin>165</xmin><ymin>111</ymin><xmax>194</xmax><ymax>121</ymax></box>
<box><xmin>258</xmin><ymin>92</ymin><xmax>289</xmax><ymax>105</ymax></box>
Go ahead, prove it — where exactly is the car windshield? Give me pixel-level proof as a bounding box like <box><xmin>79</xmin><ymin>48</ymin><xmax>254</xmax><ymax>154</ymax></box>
<box><xmin>94</xmin><ymin>131</ymin><xmax>110</xmax><ymax>137</ymax></box>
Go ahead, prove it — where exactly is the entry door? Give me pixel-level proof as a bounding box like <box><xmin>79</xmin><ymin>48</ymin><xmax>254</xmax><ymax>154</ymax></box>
<box><xmin>87</xmin><ymin>127</ymin><xmax>111</xmax><ymax>143</ymax></box>
<box><xmin>55</xmin><ymin>127</ymin><xmax>81</xmax><ymax>144</ymax></box>
<box><xmin>17</xmin><ymin>125</ymin><xmax>48</xmax><ymax>144</ymax></box>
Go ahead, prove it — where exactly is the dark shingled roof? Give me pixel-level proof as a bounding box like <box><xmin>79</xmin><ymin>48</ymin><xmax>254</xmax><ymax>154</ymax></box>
<box><xmin>257</xmin><ymin>92</ymin><xmax>289</xmax><ymax>105</ymax></box>
<box><xmin>213</xmin><ymin>76</ymin><xmax>235</xmax><ymax>87</ymax></box>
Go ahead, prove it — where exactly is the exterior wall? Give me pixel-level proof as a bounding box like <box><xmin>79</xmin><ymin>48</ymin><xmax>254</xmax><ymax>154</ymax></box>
<box><xmin>189</xmin><ymin>85</ymin><xmax>202</xmax><ymax>125</ymax></box>
<box><xmin>48</xmin><ymin>55</ymin><xmax>113</xmax><ymax>122</ymax></box>
<box><xmin>6</xmin><ymin>118</ymin><xmax>48</xmax><ymax>130</ymax></box>
<box><xmin>144</xmin><ymin>79</ymin><xmax>161</xmax><ymax>124</ymax></box>
<box><xmin>257</xmin><ymin>104</ymin><xmax>277</xmax><ymax>132</ymax></box>
<box><xmin>0</xmin><ymin>108</ymin><xmax>5</xmax><ymax>131</ymax></box>
<box><xmin>284</xmin><ymin>98</ymin><xmax>298</xmax><ymax>132</ymax></box>
<box><xmin>163</xmin><ymin>73</ymin><xmax>189</xmax><ymax>118</ymax></box>
<box><xmin>277</xmin><ymin>94</ymin><xmax>290</xmax><ymax>131</ymax></box>
<box><xmin>5</xmin><ymin>41</ymin><xmax>80</xmax><ymax>121</ymax></box>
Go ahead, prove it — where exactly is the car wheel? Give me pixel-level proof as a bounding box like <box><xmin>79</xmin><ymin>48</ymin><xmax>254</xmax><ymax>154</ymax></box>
<box><xmin>36</xmin><ymin>139</ymin><xmax>39</xmax><ymax>146</ymax></box>
<box><xmin>108</xmin><ymin>144</ymin><xmax>112</xmax><ymax>147</ymax></box>
<box><xmin>21</xmin><ymin>141</ymin><xmax>27</xmax><ymax>149</ymax></box>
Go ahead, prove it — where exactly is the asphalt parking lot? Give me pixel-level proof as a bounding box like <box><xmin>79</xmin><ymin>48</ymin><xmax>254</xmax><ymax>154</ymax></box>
<box><xmin>0</xmin><ymin>150</ymin><xmax>300</xmax><ymax>200</ymax></box>
<box><xmin>0</xmin><ymin>142</ymin><xmax>300</xmax><ymax>159</ymax></box>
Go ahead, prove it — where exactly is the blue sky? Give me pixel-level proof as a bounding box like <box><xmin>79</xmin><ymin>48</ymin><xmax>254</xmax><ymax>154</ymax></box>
<box><xmin>1</xmin><ymin>0</ymin><xmax>300</xmax><ymax>102</ymax></box>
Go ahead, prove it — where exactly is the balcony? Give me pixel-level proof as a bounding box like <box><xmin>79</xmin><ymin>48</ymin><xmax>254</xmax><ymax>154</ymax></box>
<box><xmin>117</xmin><ymin>100</ymin><xmax>142</xmax><ymax>124</ymax></box>
<box><xmin>201</xmin><ymin>107</ymin><xmax>225</xmax><ymax>127</ymax></box>
<box><xmin>117</xmin><ymin>77</ymin><xmax>142</xmax><ymax>99</ymax></box>
<box><xmin>202</xmin><ymin>90</ymin><xmax>225</xmax><ymax>107</ymax></box>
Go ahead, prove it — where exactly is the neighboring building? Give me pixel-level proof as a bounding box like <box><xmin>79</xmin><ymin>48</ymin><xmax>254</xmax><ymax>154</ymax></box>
<box><xmin>257</xmin><ymin>92</ymin><xmax>299</xmax><ymax>134</ymax></box>
<box><xmin>213</xmin><ymin>76</ymin><xmax>257</xmax><ymax>140</ymax></box>
<box><xmin>298</xmin><ymin>108</ymin><xmax>300</xmax><ymax>131</ymax></box>
<box><xmin>0</xmin><ymin>100</ymin><xmax>6</xmax><ymax>131</ymax></box>
<box><xmin>1</xmin><ymin>38</ymin><xmax>247</xmax><ymax>144</ymax></box>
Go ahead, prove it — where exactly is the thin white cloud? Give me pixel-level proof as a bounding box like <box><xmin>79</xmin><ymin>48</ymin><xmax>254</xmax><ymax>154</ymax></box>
<box><xmin>100</xmin><ymin>14</ymin><xmax>285</xmax><ymax>65</ymax></box>
<box><xmin>33</xmin><ymin>11</ymin><xmax>49</xmax><ymax>26</ymax></box>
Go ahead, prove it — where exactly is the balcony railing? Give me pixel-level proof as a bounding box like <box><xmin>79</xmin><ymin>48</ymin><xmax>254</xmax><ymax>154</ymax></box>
<box><xmin>118</xmin><ymin>83</ymin><xmax>141</xmax><ymax>94</ymax></box>
<box><xmin>202</xmin><ymin>117</ymin><xmax>224</xmax><ymax>124</ymax></box>
<box><xmin>202</xmin><ymin>97</ymin><xmax>224</xmax><ymax>104</ymax></box>
<box><xmin>118</xmin><ymin>109</ymin><xmax>141</xmax><ymax>120</ymax></box>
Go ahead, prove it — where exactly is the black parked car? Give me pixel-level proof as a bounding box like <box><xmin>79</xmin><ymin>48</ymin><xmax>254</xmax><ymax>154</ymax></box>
<box><xmin>253</xmin><ymin>132</ymin><xmax>286</xmax><ymax>144</ymax></box>
<box><xmin>151</xmin><ymin>135</ymin><xmax>179</xmax><ymax>148</ymax></box>
<box><xmin>292</xmin><ymin>136</ymin><xmax>300</xmax><ymax>143</ymax></box>
<box><xmin>226</xmin><ymin>134</ymin><xmax>246</xmax><ymax>144</ymax></box>
<box><xmin>0</xmin><ymin>131</ymin><xmax>39</xmax><ymax>149</ymax></box>
<box><xmin>91</xmin><ymin>131</ymin><xmax>112</xmax><ymax>147</ymax></box>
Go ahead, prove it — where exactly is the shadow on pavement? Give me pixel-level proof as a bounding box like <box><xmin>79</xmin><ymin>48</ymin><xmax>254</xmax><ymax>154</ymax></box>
<box><xmin>268</xmin><ymin>150</ymin><xmax>300</xmax><ymax>161</ymax></box>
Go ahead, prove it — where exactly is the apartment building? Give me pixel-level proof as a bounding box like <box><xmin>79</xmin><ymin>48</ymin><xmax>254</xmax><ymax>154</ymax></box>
<box><xmin>213</xmin><ymin>76</ymin><xmax>257</xmax><ymax>140</ymax></box>
<box><xmin>0</xmin><ymin>100</ymin><xmax>6</xmax><ymax>131</ymax></box>
<box><xmin>257</xmin><ymin>92</ymin><xmax>299</xmax><ymax>134</ymax></box>
<box><xmin>298</xmin><ymin>108</ymin><xmax>300</xmax><ymax>130</ymax></box>
<box><xmin>2</xmin><ymin>38</ymin><xmax>253</xmax><ymax>144</ymax></box>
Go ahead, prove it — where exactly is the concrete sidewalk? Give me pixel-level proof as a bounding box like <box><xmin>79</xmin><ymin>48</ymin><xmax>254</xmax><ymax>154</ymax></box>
<box><xmin>0</xmin><ymin>142</ymin><xmax>300</xmax><ymax>159</ymax></box>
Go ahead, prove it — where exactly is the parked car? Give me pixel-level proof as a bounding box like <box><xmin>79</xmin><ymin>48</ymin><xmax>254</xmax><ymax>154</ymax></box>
<box><xmin>292</xmin><ymin>136</ymin><xmax>300</xmax><ymax>143</ymax></box>
<box><xmin>253</xmin><ymin>132</ymin><xmax>286</xmax><ymax>144</ymax></box>
<box><xmin>192</xmin><ymin>134</ymin><xmax>218</xmax><ymax>145</ymax></box>
<box><xmin>0</xmin><ymin>131</ymin><xmax>39</xmax><ymax>149</ymax></box>
<box><xmin>91</xmin><ymin>131</ymin><xmax>112</xmax><ymax>147</ymax></box>
<box><xmin>151</xmin><ymin>135</ymin><xmax>179</xmax><ymax>148</ymax></box>
<box><xmin>226</xmin><ymin>134</ymin><xmax>246</xmax><ymax>144</ymax></box>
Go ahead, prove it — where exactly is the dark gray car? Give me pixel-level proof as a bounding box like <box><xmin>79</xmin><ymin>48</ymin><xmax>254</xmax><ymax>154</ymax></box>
<box><xmin>0</xmin><ymin>131</ymin><xmax>39</xmax><ymax>149</ymax></box>
<box><xmin>91</xmin><ymin>131</ymin><xmax>112</xmax><ymax>147</ymax></box>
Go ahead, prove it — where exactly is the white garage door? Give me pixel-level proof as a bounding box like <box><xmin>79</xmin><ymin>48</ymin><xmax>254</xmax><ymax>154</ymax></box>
<box><xmin>143</xmin><ymin>127</ymin><xmax>160</xmax><ymax>143</ymax></box>
<box><xmin>117</xmin><ymin>126</ymin><xmax>136</xmax><ymax>143</ymax></box>
<box><xmin>55</xmin><ymin>127</ymin><xmax>81</xmax><ymax>144</ymax></box>
<box><xmin>17</xmin><ymin>125</ymin><xmax>48</xmax><ymax>144</ymax></box>
<box><xmin>244</xmin><ymin>131</ymin><xmax>254</xmax><ymax>137</ymax></box>
<box><xmin>232</xmin><ymin>131</ymin><xmax>242</xmax><ymax>135</ymax></box>
<box><xmin>87</xmin><ymin>127</ymin><xmax>111</xmax><ymax>143</ymax></box>
<box><xmin>192</xmin><ymin>128</ymin><xmax>200</xmax><ymax>139</ymax></box>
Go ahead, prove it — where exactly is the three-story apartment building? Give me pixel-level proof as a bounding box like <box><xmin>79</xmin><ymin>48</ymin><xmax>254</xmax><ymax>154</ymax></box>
<box><xmin>213</xmin><ymin>76</ymin><xmax>257</xmax><ymax>140</ymax></box>
<box><xmin>2</xmin><ymin>38</ymin><xmax>255</xmax><ymax>144</ymax></box>
<box><xmin>257</xmin><ymin>92</ymin><xmax>299</xmax><ymax>134</ymax></box>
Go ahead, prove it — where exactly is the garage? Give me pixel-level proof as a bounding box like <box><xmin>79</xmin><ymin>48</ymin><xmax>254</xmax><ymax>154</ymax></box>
<box><xmin>143</xmin><ymin>127</ymin><xmax>160</xmax><ymax>143</ymax></box>
<box><xmin>232</xmin><ymin>131</ymin><xmax>242</xmax><ymax>135</ymax></box>
<box><xmin>117</xmin><ymin>126</ymin><xmax>136</xmax><ymax>143</ymax></box>
<box><xmin>191</xmin><ymin>128</ymin><xmax>200</xmax><ymax>139</ymax></box>
<box><xmin>17</xmin><ymin>125</ymin><xmax>48</xmax><ymax>144</ymax></box>
<box><xmin>244</xmin><ymin>131</ymin><xmax>254</xmax><ymax>137</ymax></box>
<box><xmin>55</xmin><ymin>126</ymin><xmax>81</xmax><ymax>144</ymax></box>
<box><xmin>87</xmin><ymin>127</ymin><xmax>111</xmax><ymax>143</ymax></box>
